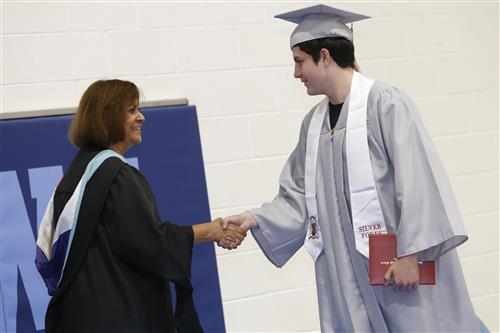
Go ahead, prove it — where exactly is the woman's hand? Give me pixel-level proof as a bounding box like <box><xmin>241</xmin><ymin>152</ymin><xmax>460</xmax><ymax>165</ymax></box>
<box><xmin>192</xmin><ymin>218</ymin><xmax>246</xmax><ymax>250</ymax></box>
<box><xmin>211</xmin><ymin>218</ymin><xmax>247</xmax><ymax>250</ymax></box>
<box><xmin>217</xmin><ymin>212</ymin><xmax>257</xmax><ymax>249</ymax></box>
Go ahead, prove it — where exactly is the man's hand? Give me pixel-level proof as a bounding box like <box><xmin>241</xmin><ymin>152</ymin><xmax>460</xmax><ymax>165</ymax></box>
<box><xmin>223</xmin><ymin>211</ymin><xmax>258</xmax><ymax>231</ymax></box>
<box><xmin>211</xmin><ymin>218</ymin><xmax>247</xmax><ymax>250</ymax></box>
<box><xmin>383</xmin><ymin>252</ymin><xmax>420</xmax><ymax>292</ymax></box>
<box><xmin>218</xmin><ymin>212</ymin><xmax>258</xmax><ymax>249</ymax></box>
<box><xmin>193</xmin><ymin>218</ymin><xmax>246</xmax><ymax>250</ymax></box>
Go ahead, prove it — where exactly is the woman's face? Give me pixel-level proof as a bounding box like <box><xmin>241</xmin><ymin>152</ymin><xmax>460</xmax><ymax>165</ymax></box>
<box><xmin>113</xmin><ymin>98</ymin><xmax>145</xmax><ymax>154</ymax></box>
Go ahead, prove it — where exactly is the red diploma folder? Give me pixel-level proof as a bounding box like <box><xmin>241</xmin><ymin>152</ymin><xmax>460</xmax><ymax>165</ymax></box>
<box><xmin>369</xmin><ymin>234</ymin><xmax>435</xmax><ymax>285</ymax></box>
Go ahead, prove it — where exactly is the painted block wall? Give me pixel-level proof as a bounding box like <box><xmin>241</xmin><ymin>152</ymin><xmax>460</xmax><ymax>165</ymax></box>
<box><xmin>2</xmin><ymin>1</ymin><xmax>498</xmax><ymax>331</ymax></box>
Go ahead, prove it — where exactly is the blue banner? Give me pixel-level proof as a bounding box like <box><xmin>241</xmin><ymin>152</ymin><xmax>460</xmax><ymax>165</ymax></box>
<box><xmin>0</xmin><ymin>105</ymin><xmax>225</xmax><ymax>332</ymax></box>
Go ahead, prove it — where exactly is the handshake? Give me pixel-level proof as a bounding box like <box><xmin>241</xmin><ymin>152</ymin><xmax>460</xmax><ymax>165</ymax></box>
<box><xmin>208</xmin><ymin>211</ymin><xmax>258</xmax><ymax>250</ymax></box>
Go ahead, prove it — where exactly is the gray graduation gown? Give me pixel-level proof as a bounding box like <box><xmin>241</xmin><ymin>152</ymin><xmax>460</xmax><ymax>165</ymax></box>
<box><xmin>250</xmin><ymin>81</ymin><xmax>480</xmax><ymax>332</ymax></box>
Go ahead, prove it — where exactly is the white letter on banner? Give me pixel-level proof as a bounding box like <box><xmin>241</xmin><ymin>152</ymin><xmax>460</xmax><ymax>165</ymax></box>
<box><xmin>0</xmin><ymin>167</ymin><xmax>61</xmax><ymax>332</ymax></box>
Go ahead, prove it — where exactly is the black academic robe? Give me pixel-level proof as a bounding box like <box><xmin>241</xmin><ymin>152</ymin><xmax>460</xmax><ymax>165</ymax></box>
<box><xmin>45</xmin><ymin>148</ymin><xmax>202</xmax><ymax>333</ymax></box>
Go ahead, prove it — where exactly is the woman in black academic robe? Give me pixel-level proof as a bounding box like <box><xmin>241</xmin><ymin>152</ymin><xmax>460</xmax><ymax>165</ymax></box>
<box><xmin>40</xmin><ymin>79</ymin><xmax>245</xmax><ymax>333</ymax></box>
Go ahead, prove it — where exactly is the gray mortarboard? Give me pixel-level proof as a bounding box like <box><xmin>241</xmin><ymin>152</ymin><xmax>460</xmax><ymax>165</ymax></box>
<box><xmin>275</xmin><ymin>4</ymin><xmax>370</xmax><ymax>49</ymax></box>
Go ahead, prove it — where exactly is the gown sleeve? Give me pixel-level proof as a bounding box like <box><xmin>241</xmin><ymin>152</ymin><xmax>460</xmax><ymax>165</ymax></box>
<box><xmin>103</xmin><ymin>165</ymin><xmax>195</xmax><ymax>286</ymax></box>
<box><xmin>250</xmin><ymin>116</ymin><xmax>310</xmax><ymax>267</ymax></box>
<box><xmin>373</xmin><ymin>87</ymin><xmax>468</xmax><ymax>260</ymax></box>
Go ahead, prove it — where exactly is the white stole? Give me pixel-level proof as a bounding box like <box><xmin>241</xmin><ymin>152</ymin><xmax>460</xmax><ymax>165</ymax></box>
<box><xmin>304</xmin><ymin>71</ymin><xmax>387</xmax><ymax>260</ymax></box>
<box><xmin>304</xmin><ymin>98</ymin><xmax>329</xmax><ymax>262</ymax></box>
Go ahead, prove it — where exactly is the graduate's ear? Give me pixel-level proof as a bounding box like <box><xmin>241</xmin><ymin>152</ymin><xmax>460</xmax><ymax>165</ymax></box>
<box><xmin>319</xmin><ymin>48</ymin><xmax>332</xmax><ymax>65</ymax></box>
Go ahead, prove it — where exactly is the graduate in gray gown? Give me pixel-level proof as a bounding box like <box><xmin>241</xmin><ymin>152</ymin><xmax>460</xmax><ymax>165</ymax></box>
<box><xmin>222</xmin><ymin>4</ymin><xmax>483</xmax><ymax>332</ymax></box>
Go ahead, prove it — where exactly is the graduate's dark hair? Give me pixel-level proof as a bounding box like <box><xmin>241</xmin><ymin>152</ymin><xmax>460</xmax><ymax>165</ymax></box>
<box><xmin>296</xmin><ymin>37</ymin><xmax>356</xmax><ymax>69</ymax></box>
<box><xmin>69</xmin><ymin>79</ymin><xmax>140</xmax><ymax>149</ymax></box>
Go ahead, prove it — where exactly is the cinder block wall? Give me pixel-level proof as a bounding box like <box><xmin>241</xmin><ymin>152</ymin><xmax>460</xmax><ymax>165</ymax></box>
<box><xmin>2</xmin><ymin>2</ymin><xmax>498</xmax><ymax>332</ymax></box>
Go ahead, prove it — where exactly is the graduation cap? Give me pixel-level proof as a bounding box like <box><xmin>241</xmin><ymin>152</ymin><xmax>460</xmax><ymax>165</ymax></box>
<box><xmin>275</xmin><ymin>4</ymin><xmax>370</xmax><ymax>49</ymax></box>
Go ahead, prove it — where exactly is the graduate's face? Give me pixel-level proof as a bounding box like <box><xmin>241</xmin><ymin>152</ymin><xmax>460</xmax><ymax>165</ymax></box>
<box><xmin>292</xmin><ymin>46</ymin><xmax>328</xmax><ymax>95</ymax></box>
<box><xmin>121</xmin><ymin>99</ymin><xmax>144</xmax><ymax>151</ymax></box>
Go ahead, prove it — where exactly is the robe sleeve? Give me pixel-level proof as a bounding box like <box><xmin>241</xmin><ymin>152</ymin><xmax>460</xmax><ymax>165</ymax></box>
<box><xmin>103</xmin><ymin>165</ymin><xmax>194</xmax><ymax>286</ymax></box>
<box><xmin>250</xmin><ymin>116</ymin><xmax>310</xmax><ymax>267</ymax></box>
<box><xmin>373</xmin><ymin>87</ymin><xmax>468</xmax><ymax>260</ymax></box>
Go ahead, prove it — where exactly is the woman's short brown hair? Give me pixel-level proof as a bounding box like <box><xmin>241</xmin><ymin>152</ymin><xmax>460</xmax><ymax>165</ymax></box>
<box><xmin>69</xmin><ymin>79</ymin><xmax>139</xmax><ymax>149</ymax></box>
